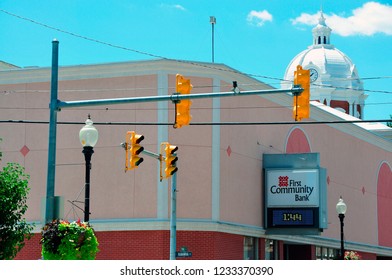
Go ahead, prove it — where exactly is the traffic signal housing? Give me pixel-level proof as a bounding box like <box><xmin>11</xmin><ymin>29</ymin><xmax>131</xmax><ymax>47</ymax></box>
<box><xmin>293</xmin><ymin>65</ymin><xmax>310</xmax><ymax>121</ymax></box>
<box><xmin>161</xmin><ymin>142</ymin><xmax>178</xmax><ymax>179</ymax></box>
<box><xmin>125</xmin><ymin>131</ymin><xmax>144</xmax><ymax>171</ymax></box>
<box><xmin>175</xmin><ymin>74</ymin><xmax>192</xmax><ymax>128</ymax></box>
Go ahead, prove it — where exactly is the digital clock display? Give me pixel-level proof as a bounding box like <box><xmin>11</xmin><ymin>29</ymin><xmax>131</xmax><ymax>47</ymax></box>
<box><xmin>267</xmin><ymin>208</ymin><xmax>318</xmax><ymax>228</ymax></box>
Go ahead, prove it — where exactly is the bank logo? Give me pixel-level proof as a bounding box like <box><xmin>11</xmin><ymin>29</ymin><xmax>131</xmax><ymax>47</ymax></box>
<box><xmin>271</xmin><ymin>175</ymin><xmax>314</xmax><ymax>202</ymax></box>
<box><xmin>267</xmin><ymin>170</ymin><xmax>319</xmax><ymax>207</ymax></box>
<box><xmin>278</xmin><ymin>176</ymin><xmax>289</xmax><ymax>187</ymax></box>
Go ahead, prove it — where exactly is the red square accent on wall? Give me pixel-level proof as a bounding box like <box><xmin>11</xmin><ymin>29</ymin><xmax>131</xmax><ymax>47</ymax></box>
<box><xmin>20</xmin><ymin>145</ymin><xmax>30</xmax><ymax>157</ymax></box>
<box><xmin>226</xmin><ymin>146</ymin><xmax>232</xmax><ymax>157</ymax></box>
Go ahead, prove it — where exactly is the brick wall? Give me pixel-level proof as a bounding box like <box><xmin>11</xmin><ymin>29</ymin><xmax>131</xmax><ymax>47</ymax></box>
<box><xmin>16</xmin><ymin>231</ymin><xmax>380</xmax><ymax>260</ymax></box>
<box><xmin>14</xmin><ymin>230</ymin><xmax>246</xmax><ymax>260</ymax></box>
<box><xmin>95</xmin><ymin>230</ymin><xmax>170</xmax><ymax>260</ymax></box>
<box><xmin>174</xmin><ymin>231</ymin><xmax>244</xmax><ymax>260</ymax></box>
<box><xmin>14</xmin><ymin>234</ymin><xmax>42</xmax><ymax>260</ymax></box>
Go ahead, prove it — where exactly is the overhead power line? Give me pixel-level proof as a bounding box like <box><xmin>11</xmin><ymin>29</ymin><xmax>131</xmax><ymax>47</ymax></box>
<box><xmin>2</xmin><ymin>80</ymin><xmax>392</xmax><ymax>97</ymax></box>
<box><xmin>2</xmin><ymin>8</ymin><xmax>392</xmax><ymax>104</ymax></box>
<box><xmin>4</xmin><ymin>8</ymin><xmax>392</xmax><ymax>90</ymax></box>
<box><xmin>1</xmin><ymin>119</ymin><xmax>391</xmax><ymax>126</ymax></box>
<box><xmin>0</xmin><ymin>9</ymin><xmax>166</xmax><ymax>60</ymax></box>
<box><xmin>1</xmin><ymin>100</ymin><xmax>392</xmax><ymax>112</ymax></box>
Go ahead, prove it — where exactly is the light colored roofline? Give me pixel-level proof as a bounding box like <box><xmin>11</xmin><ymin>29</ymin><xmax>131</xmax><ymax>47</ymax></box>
<box><xmin>0</xmin><ymin>60</ymin><xmax>20</xmax><ymax>70</ymax></box>
<box><xmin>0</xmin><ymin>58</ymin><xmax>270</xmax><ymax>86</ymax></box>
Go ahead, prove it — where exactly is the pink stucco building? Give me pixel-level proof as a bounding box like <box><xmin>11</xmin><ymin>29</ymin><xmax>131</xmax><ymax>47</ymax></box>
<box><xmin>1</xmin><ymin>15</ymin><xmax>391</xmax><ymax>260</ymax></box>
<box><xmin>1</xmin><ymin>57</ymin><xmax>391</xmax><ymax>260</ymax></box>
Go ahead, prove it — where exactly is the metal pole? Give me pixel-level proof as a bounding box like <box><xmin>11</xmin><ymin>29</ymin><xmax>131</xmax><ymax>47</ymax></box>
<box><xmin>45</xmin><ymin>39</ymin><xmax>59</xmax><ymax>223</ymax></box>
<box><xmin>339</xmin><ymin>213</ymin><xmax>345</xmax><ymax>260</ymax></box>
<box><xmin>294</xmin><ymin>93</ymin><xmax>299</xmax><ymax>121</ymax></box>
<box><xmin>212</xmin><ymin>23</ymin><xmax>214</xmax><ymax>63</ymax></box>
<box><xmin>210</xmin><ymin>16</ymin><xmax>216</xmax><ymax>63</ymax></box>
<box><xmin>212</xmin><ymin>19</ymin><xmax>215</xmax><ymax>63</ymax></box>
<box><xmin>169</xmin><ymin>155</ymin><xmax>177</xmax><ymax>260</ymax></box>
<box><xmin>141</xmin><ymin>149</ymin><xmax>161</xmax><ymax>160</ymax></box>
<box><xmin>57</xmin><ymin>88</ymin><xmax>302</xmax><ymax>109</ymax></box>
<box><xmin>83</xmin><ymin>146</ymin><xmax>94</xmax><ymax>223</ymax></box>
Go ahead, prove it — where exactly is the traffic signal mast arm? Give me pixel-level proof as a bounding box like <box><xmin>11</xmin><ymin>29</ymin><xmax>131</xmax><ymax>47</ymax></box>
<box><xmin>56</xmin><ymin>69</ymin><xmax>308</xmax><ymax>123</ymax></box>
<box><xmin>56</xmin><ymin>86</ymin><xmax>304</xmax><ymax>109</ymax></box>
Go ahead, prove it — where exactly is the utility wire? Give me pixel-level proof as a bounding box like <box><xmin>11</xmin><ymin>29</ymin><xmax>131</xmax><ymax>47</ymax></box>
<box><xmin>2</xmin><ymin>102</ymin><xmax>392</xmax><ymax>112</ymax></box>
<box><xmin>0</xmin><ymin>8</ymin><xmax>246</xmax><ymax>78</ymax></box>
<box><xmin>1</xmin><ymin>119</ymin><xmax>391</xmax><ymax>126</ymax></box>
<box><xmin>0</xmin><ymin>9</ymin><xmax>166</xmax><ymax>60</ymax></box>
<box><xmin>0</xmin><ymin>8</ymin><xmax>390</xmax><ymax>96</ymax></box>
<box><xmin>2</xmin><ymin>80</ymin><xmax>392</xmax><ymax>98</ymax></box>
<box><xmin>1</xmin><ymin>6</ymin><xmax>392</xmax><ymax>119</ymax></box>
<box><xmin>1</xmin><ymin>99</ymin><xmax>392</xmax><ymax>111</ymax></box>
<box><xmin>4</xmin><ymin>8</ymin><xmax>392</xmax><ymax>90</ymax></box>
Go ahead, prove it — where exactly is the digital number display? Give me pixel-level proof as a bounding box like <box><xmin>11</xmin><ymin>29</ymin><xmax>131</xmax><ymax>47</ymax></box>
<box><xmin>267</xmin><ymin>208</ymin><xmax>318</xmax><ymax>228</ymax></box>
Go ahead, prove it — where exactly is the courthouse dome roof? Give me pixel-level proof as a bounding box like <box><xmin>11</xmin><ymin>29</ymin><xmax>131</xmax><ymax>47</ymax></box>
<box><xmin>282</xmin><ymin>12</ymin><xmax>363</xmax><ymax>94</ymax></box>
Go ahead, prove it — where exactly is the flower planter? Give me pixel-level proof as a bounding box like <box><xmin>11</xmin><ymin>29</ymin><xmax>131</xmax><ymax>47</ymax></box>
<box><xmin>344</xmin><ymin>251</ymin><xmax>361</xmax><ymax>260</ymax></box>
<box><xmin>41</xmin><ymin>219</ymin><xmax>99</xmax><ymax>260</ymax></box>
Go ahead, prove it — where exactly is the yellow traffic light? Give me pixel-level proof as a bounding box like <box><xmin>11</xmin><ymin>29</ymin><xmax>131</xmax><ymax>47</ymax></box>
<box><xmin>160</xmin><ymin>142</ymin><xmax>178</xmax><ymax>179</ymax></box>
<box><xmin>293</xmin><ymin>65</ymin><xmax>310</xmax><ymax>121</ymax></box>
<box><xmin>175</xmin><ymin>74</ymin><xmax>192</xmax><ymax>128</ymax></box>
<box><xmin>125</xmin><ymin>131</ymin><xmax>144</xmax><ymax>171</ymax></box>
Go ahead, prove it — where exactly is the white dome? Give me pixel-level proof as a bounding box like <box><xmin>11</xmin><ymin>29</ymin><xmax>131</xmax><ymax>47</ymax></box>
<box><xmin>283</xmin><ymin>45</ymin><xmax>363</xmax><ymax>91</ymax></box>
<box><xmin>281</xmin><ymin>12</ymin><xmax>366</xmax><ymax>118</ymax></box>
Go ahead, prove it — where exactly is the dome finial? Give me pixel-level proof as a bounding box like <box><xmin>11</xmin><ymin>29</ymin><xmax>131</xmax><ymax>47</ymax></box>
<box><xmin>312</xmin><ymin>9</ymin><xmax>331</xmax><ymax>45</ymax></box>
<box><xmin>318</xmin><ymin>10</ymin><xmax>326</xmax><ymax>26</ymax></box>
<box><xmin>320</xmin><ymin>0</ymin><xmax>324</xmax><ymax>16</ymax></box>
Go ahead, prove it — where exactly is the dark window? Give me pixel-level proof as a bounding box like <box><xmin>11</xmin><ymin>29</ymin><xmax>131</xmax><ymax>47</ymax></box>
<box><xmin>316</xmin><ymin>246</ymin><xmax>338</xmax><ymax>260</ymax></box>
<box><xmin>244</xmin><ymin>237</ymin><xmax>257</xmax><ymax>260</ymax></box>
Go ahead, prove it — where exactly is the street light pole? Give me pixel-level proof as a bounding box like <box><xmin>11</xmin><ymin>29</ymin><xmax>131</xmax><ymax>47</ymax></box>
<box><xmin>82</xmin><ymin>146</ymin><xmax>94</xmax><ymax>223</ymax></box>
<box><xmin>336</xmin><ymin>196</ymin><xmax>347</xmax><ymax>260</ymax></box>
<box><xmin>338</xmin><ymin>213</ymin><xmax>345</xmax><ymax>260</ymax></box>
<box><xmin>79</xmin><ymin>115</ymin><xmax>98</xmax><ymax>223</ymax></box>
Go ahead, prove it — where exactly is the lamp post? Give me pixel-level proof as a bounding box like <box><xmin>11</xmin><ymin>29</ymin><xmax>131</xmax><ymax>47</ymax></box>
<box><xmin>79</xmin><ymin>115</ymin><xmax>98</xmax><ymax>223</ymax></box>
<box><xmin>336</xmin><ymin>196</ymin><xmax>347</xmax><ymax>260</ymax></box>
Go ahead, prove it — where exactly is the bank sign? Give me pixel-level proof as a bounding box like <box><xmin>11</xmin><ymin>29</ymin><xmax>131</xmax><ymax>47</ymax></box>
<box><xmin>265</xmin><ymin>169</ymin><xmax>319</xmax><ymax>207</ymax></box>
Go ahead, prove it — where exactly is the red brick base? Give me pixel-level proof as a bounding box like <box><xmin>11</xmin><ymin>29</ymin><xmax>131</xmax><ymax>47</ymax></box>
<box><xmin>15</xmin><ymin>230</ymin><xmax>247</xmax><ymax>260</ymax></box>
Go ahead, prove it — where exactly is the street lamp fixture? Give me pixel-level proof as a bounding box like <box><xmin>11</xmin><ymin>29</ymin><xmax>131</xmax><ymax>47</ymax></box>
<box><xmin>79</xmin><ymin>115</ymin><xmax>98</xmax><ymax>223</ymax></box>
<box><xmin>336</xmin><ymin>196</ymin><xmax>347</xmax><ymax>260</ymax></box>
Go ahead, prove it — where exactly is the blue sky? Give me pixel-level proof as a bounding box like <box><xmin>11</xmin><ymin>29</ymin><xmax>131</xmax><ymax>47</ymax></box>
<box><xmin>1</xmin><ymin>0</ymin><xmax>391</xmax><ymax>121</ymax></box>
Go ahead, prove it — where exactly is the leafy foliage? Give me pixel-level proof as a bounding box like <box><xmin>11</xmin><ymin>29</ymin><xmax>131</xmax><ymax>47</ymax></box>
<box><xmin>41</xmin><ymin>219</ymin><xmax>99</xmax><ymax>260</ymax></box>
<box><xmin>0</xmin><ymin>156</ymin><xmax>33</xmax><ymax>259</ymax></box>
<box><xmin>344</xmin><ymin>250</ymin><xmax>361</xmax><ymax>260</ymax></box>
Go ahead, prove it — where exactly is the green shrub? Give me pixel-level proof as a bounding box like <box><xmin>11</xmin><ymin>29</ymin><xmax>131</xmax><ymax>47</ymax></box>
<box><xmin>41</xmin><ymin>219</ymin><xmax>99</xmax><ymax>260</ymax></box>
